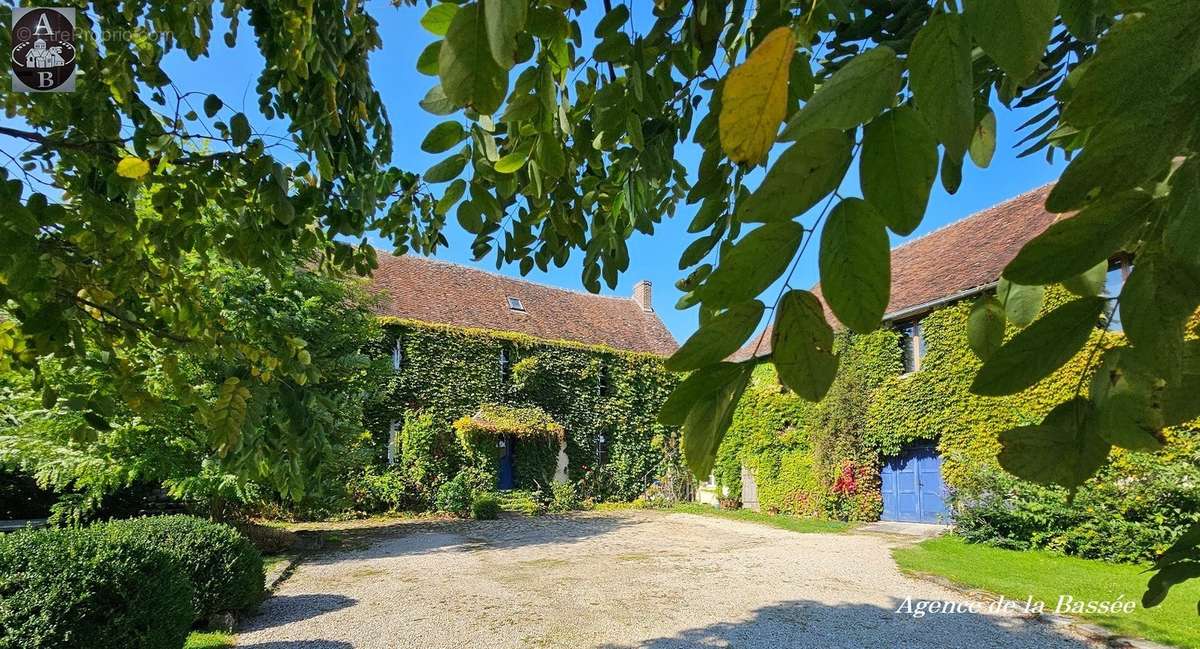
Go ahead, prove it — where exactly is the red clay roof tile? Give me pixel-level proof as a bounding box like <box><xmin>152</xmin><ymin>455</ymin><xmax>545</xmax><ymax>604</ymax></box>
<box><xmin>730</xmin><ymin>184</ymin><xmax>1058</xmax><ymax>361</ymax></box>
<box><xmin>368</xmin><ymin>253</ymin><xmax>678</xmax><ymax>356</ymax></box>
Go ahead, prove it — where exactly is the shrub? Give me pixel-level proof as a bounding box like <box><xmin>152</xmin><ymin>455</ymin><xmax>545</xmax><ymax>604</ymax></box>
<box><xmin>0</xmin><ymin>527</ymin><xmax>193</xmax><ymax>649</ymax></box>
<box><xmin>347</xmin><ymin>466</ymin><xmax>428</xmax><ymax>512</ymax></box>
<box><xmin>548</xmin><ymin>481</ymin><xmax>582</xmax><ymax>513</ymax></box>
<box><xmin>435</xmin><ymin>472</ymin><xmax>475</xmax><ymax>517</ymax></box>
<box><xmin>471</xmin><ymin>493</ymin><xmax>501</xmax><ymax>520</ymax></box>
<box><xmin>103</xmin><ymin>516</ymin><xmax>264</xmax><ymax>620</ymax></box>
<box><xmin>235</xmin><ymin>521</ymin><xmax>298</xmax><ymax>555</ymax></box>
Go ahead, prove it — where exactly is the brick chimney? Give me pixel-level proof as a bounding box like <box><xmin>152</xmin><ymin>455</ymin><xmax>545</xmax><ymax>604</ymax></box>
<box><xmin>633</xmin><ymin>280</ymin><xmax>653</xmax><ymax>312</ymax></box>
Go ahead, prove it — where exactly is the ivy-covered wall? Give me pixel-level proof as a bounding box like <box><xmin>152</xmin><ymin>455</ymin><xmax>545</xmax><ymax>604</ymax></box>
<box><xmin>363</xmin><ymin>319</ymin><xmax>679</xmax><ymax>500</ymax></box>
<box><xmin>716</xmin><ymin>290</ymin><xmax>1200</xmax><ymax>562</ymax></box>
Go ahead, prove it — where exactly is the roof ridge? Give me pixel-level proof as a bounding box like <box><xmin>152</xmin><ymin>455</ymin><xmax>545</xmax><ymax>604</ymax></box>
<box><xmin>887</xmin><ymin>182</ymin><xmax>1054</xmax><ymax>254</ymax></box>
<box><xmin>374</xmin><ymin>250</ymin><xmax>642</xmax><ymax>306</ymax></box>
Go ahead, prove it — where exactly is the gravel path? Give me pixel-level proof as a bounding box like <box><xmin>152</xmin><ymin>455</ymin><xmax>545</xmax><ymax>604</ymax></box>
<box><xmin>236</xmin><ymin>510</ymin><xmax>1099</xmax><ymax>649</ymax></box>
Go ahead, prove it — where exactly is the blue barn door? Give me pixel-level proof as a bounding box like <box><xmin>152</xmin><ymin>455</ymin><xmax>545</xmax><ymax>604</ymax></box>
<box><xmin>497</xmin><ymin>436</ymin><xmax>515</xmax><ymax>490</ymax></box>
<box><xmin>880</xmin><ymin>445</ymin><xmax>948</xmax><ymax>524</ymax></box>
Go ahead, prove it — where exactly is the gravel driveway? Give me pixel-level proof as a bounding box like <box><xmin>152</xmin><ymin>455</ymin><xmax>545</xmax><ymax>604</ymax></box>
<box><xmin>237</xmin><ymin>510</ymin><xmax>1098</xmax><ymax>649</ymax></box>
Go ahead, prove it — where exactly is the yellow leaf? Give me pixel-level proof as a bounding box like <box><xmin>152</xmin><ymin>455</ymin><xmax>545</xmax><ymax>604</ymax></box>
<box><xmin>116</xmin><ymin>156</ymin><xmax>151</xmax><ymax>179</ymax></box>
<box><xmin>719</xmin><ymin>26</ymin><xmax>796</xmax><ymax>165</ymax></box>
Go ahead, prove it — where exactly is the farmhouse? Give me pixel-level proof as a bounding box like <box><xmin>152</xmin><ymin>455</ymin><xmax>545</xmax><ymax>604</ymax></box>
<box><xmin>715</xmin><ymin>185</ymin><xmax>1139</xmax><ymax>524</ymax></box>
<box><xmin>364</xmin><ymin>254</ymin><xmax>679</xmax><ymax>496</ymax></box>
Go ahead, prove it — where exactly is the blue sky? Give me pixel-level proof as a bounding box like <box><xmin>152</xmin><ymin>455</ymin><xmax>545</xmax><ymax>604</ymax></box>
<box><xmin>159</xmin><ymin>5</ymin><xmax>1063</xmax><ymax>343</ymax></box>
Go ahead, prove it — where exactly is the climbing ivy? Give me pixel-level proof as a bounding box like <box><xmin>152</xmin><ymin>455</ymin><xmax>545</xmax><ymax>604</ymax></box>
<box><xmin>364</xmin><ymin>319</ymin><xmax>679</xmax><ymax>500</ymax></box>
<box><xmin>717</xmin><ymin>290</ymin><xmax>1200</xmax><ymax>561</ymax></box>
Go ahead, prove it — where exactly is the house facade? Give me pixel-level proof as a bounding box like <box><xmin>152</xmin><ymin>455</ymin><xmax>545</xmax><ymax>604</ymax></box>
<box><xmin>363</xmin><ymin>254</ymin><xmax>679</xmax><ymax>497</ymax></box>
<box><xmin>712</xmin><ymin>185</ymin><xmax>1153</xmax><ymax>524</ymax></box>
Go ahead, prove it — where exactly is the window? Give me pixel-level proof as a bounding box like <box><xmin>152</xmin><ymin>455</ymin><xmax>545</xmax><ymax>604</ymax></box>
<box><xmin>506</xmin><ymin>296</ymin><xmax>525</xmax><ymax>311</ymax></box>
<box><xmin>596</xmin><ymin>432</ymin><xmax>609</xmax><ymax>466</ymax></box>
<box><xmin>898</xmin><ymin>319</ymin><xmax>926</xmax><ymax>374</ymax></box>
<box><xmin>391</xmin><ymin>336</ymin><xmax>405</xmax><ymax>371</ymax></box>
<box><xmin>386</xmin><ymin>420</ymin><xmax>400</xmax><ymax>466</ymax></box>
<box><xmin>597</xmin><ymin>363</ymin><xmax>611</xmax><ymax>397</ymax></box>
<box><xmin>1103</xmin><ymin>256</ymin><xmax>1132</xmax><ymax>331</ymax></box>
<box><xmin>499</xmin><ymin>347</ymin><xmax>513</xmax><ymax>383</ymax></box>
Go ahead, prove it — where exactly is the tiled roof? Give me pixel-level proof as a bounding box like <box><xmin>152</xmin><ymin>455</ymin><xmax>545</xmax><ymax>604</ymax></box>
<box><xmin>730</xmin><ymin>184</ymin><xmax>1058</xmax><ymax>362</ymax></box>
<box><xmin>368</xmin><ymin>253</ymin><xmax>678</xmax><ymax>356</ymax></box>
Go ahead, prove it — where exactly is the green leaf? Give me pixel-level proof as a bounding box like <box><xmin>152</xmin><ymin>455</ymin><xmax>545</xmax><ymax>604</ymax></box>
<box><xmin>421</xmin><ymin>3</ymin><xmax>460</xmax><ymax>35</ymax></box>
<box><xmin>594</xmin><ymin>4</ymin><xmax>629</xmax><ymax>37</ymax></box>
<box><xmin>665</xmin><ymin>300</ymin><xmax>765</xmax><ymax>371</ymax></box>
<box><xmin>964</xmin><ymin>0</ymin><xmax>1057</xmax><ymax>81</ymax></box>
<box><xmin>971</xmin><ymin>296</ymin><xmax>1106</xmax><ymax>396</ymax></box>
<box><xmin>1045</xmin><ymin>115</ymin><xmax>1182</xmax><ymax>213</ymax></box>
<box><xmin>781</xmin><ymin>46</ymin><xmax>901</xmax><ymax>141</ymax></box>
<box><xmin>424</xmin><ymin>151</ymin><xmax>469</xmax><ymax>183</ymax></box>
<box><xmin>772</xmin><ymin>290</ymin><xmax>839</xmax><ymax>401</ymax></box>
<box><xmin>997</xmin><ymin>397</ymin><xmax>1112</xmax><ymax>489</ymax></box>
<box><xmin>940</xmin><ymin>151</ymin><xmax>963</xmax><ymax>195</ymax></box>
<box><xmin>909</xmin><ymin>14</ymin><xmax>974</xmax><ymax>158</ymax></box>
<box><xmin>494</xmin><ymin>146</ymin><xmax>531</xmax><ymax>174</ymax></box>
<box><xmin>969</xmin><ymin>108</ymin><xmax>997</xmax><ymax>168</ymax></box>
<box><xmin>860</xmin><ymin>106</ymin><xmax>938</xmax><ymax>236</ymax></box>
<box><xmin>203</xmin><ymin>94</ymin><xmax>222</xmax><ymax>118</ymax></box>
<box><xmin>438</xmin><ymin>2</ymin><xmax>510</xmax><ymax>115</ymax></box>
<box><xmin>737</xmin><ymin>129</ymin><xmax>853</xmax><ymax>223</ymax></box>
<box><xmin>1163</xmin><ymin>341</ymin><xmax>1200</xmax><ymax>427</ymax></box>
<box><xmin>419</xmin><ymin>85</ymin><xmax>458</xmax><ymax>116</ymax></box>
<box><xmin>229</xmin><ymin>113</ymin><xmax>251</xmax><ymax>147</ymax></box>
<box><xmin>1062</xmin><ymin>260</ymin><xmax>1108</xmax><ymax>297</ymax></box>
<box><xmin>659</xmin><ymin>362</ymin><xmax>748</xmax><ymax>426</ymax></box>
<box><xmin>1164</xmin><ymin>158</ymin><xmax>1200</xmax><ymax>267</ymax></box>
<box><xmin>698</xmin><ymin>222</ymin><xmax>805</xmax><ymax>309</ymax></box>
<box><xmin>421</xmin><ymin>121</ymin><xmax>467</xmax><ymax>154</ymax></box>
<box><xmin>535</xmin><ymin>136</ymin><xmax>566</xmax><ymax>178</ymax></box>
<box><xmin>818</xmin><ymin>198</ymin><xmax>890</xmax><ymax>333</ymax></box>
<box><xmin>1120</xmin><ymin>257</ymin><xmax>1200</xmax><ymax>358</ymax></box>
<box><xmin>594</xmin><ymin>33</ymin><xmax>633</xmax><ymax>62</ymax></box>
<box><xmin>1090</xmin><ymin>349</ymin><xmax>1166</xmax><ymax>451</ymax></box>
<box><xmin>483</xmin><ymin>0</ymin><xmax>527</xmax><ymax>69</ymax></box>
<box><xmin>681</xmin><ymin>363</ymin><xmax>753</xmax><ymax>478</ymax></box>
<box><xmin>996</xmin><ymin>278</ymin><xmax>1044</xmax><ymax>328</ymax></box>
<box><xmin>679</xmin><ymin>231</ymin><xmax>722</xmax><ymax>270</ymax></box>
<box><xmin>1003</xmin><ymin>191</ymin><xmax>1155</xmax><ymax>285</ymax></box>
<box><xmin>1143</xmin><ymin>562</ymin><xmax>1200</xmax><ymax>610</ymax></box>
<box><xmin>417</xmin><ymin>41</ymin><xmax>442</xmax><ymax>76</ymax></box>
<box><xmin>967</xmin><ymin>295</ymin><xmax>1006</xmax><ymax>361</ymax></box>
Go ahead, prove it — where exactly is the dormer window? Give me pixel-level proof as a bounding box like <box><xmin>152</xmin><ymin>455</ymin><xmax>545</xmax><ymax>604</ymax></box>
<box><xmin>507</xmin><ymin>296</ymin><xmax>525</xmax><ymax>312</ymax></box>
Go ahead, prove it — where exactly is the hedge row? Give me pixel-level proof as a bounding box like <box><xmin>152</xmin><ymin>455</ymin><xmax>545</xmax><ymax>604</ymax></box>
<box><xmin>0</xmin><ymin>516</ymin><xmax>264</xmax><ymax>649</ymax></box>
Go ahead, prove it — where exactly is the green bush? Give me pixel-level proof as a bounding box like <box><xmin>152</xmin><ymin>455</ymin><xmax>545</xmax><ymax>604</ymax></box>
<box><xmin>548</xmin><ymin>481</ymin><xmax>582</xmax><ymax>512</ymax></box>
<box><xmin>435</xmin><ymin>472</ymin><xmax>475</xmax><ymax>517</ymax></box>
<box><xmin>347</xmin><ymin>466</ymin><xmax>428</xmax><ymax>512</ymax></box>
<box><xmin>102</xmin><ymin>516</ymin><xmax>264</xmax><ymax>620</ymax></box>
<box><xmin>0</xmin><ymin>527</ymin><xmax>193</xmax><ymax>649</ymax></box>
<box><xmin>471</xmin><ymin>493</ymin><xmax>501</xmax><ymax>520</ymax></box>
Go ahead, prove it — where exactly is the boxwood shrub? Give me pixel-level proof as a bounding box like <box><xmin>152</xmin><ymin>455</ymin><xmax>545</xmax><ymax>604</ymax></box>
<box><xmin>102</xmin><ymin>516</ymin><xmax>265</xmax><ymax>620</ymax></box>
<box><xmin>0</xmin><ymin>527</ymin><xmax>193</xmax><ymax>649</ymax></box>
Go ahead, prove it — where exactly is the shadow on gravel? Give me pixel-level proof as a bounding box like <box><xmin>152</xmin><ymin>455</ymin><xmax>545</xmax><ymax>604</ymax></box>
<box><xmin>305</xmin><ymin>512</ymin><xmax>644</xmax><ymax>563</ymax></box>
<box><xmin>240</xmin><ymin>594</ymin><xmax>357</xmax><ymax>632</ymax></box>
<box><xmin>236</xmin><ymin>638</ymin><xmax>350</xmax><ymax>643</ymax></box>
<box><xmin>597</xmin><ymin>599</ymin><xmax>1092</xmax><ymax>649</ymax></box>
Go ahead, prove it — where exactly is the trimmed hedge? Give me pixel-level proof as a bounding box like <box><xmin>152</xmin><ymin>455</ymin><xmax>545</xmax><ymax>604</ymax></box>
<box><xmin>471</xmin><ymin>493</ymin><xmax>501</xmax><ymax>519</ymax></box>
<box><xmin>0</xmin><ymin>527</ymin><xmax>193</xmax><ymax>649</ymax></box>
<box><xmin>103</xmin><ymin>516</ymin><xmax>264</xmax><ymax>620</ymax></box>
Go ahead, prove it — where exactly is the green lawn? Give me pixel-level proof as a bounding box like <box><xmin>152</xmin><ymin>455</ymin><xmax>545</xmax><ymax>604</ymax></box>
<box><xmin>666</xmin><ymin>502</ymin><xmax>854</xmax><ymax>534</ymax></box>
<box><xmin>184</xmin><ymin>631</ymin><xmax>233</xmax><ymax>649</ymax></box>
<box><xmin>893</xmin><ymin>536</ymin><xmax>1199</xmax><ymax>649</ymax></box>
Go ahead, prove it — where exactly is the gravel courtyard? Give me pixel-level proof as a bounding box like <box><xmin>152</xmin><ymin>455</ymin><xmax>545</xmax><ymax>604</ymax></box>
<box><xmin>237</xmin><ymin>510</ymin><xmax>1099</xmax><ymax>649</ymax></box>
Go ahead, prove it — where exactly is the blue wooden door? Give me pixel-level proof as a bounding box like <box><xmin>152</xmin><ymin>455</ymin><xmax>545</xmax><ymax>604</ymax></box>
<box><xmin>498</xmin><ymin>436</ymin><xmax>515</xmax><ymax>490</ymax></box>
<box><xmin>880</xmin><ymin>445</ymin><xmax>948</xmax><ymax>523</ymax></box>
